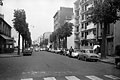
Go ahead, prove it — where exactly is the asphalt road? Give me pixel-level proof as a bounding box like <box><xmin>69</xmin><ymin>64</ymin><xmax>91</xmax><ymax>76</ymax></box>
<box><xmin>0</xmin><ymin>51</ymin><xmax>120</xmax><ymax>80</ymax></box>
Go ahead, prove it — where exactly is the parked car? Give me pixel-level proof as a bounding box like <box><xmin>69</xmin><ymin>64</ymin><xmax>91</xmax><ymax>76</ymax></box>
<box><xmin>115</xmin><ymin>57</ymin><xmax>120</xmax><ymax>69</ymax></box>
<box><xmin>78</xmin><ymin>49</ymin><xmax>100</xmax><ymax>62</ymax></box>
<box><xmin>34</xmin><ymin>47</ymin><xmax>39</xmax><ymax>52</ymax></box>
<box><xmin>54</xmin><ymin>49</ymin><xmax>62</xmax><ymax>54</ymax></box>
<box><xmin>23</xmin><ymin>47</ymin><xmax>33</xmax><ymax>56</ymax></box>
<box><xmin>51</xmin><ymin>49</ymin><xmax>55</xmax><ymax>53</ymax></box>
<box><xmin>71</xmin><ymin>50</ymin><xmax>81</xmax><ymax>58</ymax></box>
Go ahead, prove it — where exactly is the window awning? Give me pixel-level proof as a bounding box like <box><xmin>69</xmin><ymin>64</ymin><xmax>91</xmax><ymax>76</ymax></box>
<box><xmin>0</xmin><ymin>34</ymin><xmax>13</xmax><ymax>40</ymax></box>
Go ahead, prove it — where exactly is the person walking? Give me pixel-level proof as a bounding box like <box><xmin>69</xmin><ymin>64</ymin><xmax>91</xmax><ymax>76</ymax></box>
<box><xmin>69</xmin><ymin>46</ymin><xmax>74</xmax><ymax>57</ymax></box>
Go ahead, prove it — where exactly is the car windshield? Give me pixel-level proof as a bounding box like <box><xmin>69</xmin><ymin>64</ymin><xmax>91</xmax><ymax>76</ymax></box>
<box><xmin>82</xmin><ymin>50</ymin><xmax>94</xmax><ymax>53</ymax></box>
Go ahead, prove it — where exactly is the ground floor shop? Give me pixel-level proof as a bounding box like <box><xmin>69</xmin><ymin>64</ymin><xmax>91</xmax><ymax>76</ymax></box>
<box><xmin>0</xmin><ymin>34</ymin><xmax>14</xmax><ymax>53</ymax></box>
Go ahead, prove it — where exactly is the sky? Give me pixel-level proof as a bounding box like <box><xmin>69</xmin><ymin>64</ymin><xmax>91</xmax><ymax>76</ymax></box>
<box><xmin>2</xmin><ymin>0</ymin><xmax>76</xmax><ymax>41</ymax></box>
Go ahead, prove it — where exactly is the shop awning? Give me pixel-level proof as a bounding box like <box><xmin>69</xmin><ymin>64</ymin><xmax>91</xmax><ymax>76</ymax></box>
<box><xmin>0</xmin><ymin>34</ymin><xmax>13</xmax><ymax>40</ymax></box>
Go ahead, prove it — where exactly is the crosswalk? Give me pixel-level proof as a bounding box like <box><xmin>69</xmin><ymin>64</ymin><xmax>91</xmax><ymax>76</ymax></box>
<box><xmin>21</xmin><ymin>75</ymin><xmax>120</xmax><ymax>80</ymax></box>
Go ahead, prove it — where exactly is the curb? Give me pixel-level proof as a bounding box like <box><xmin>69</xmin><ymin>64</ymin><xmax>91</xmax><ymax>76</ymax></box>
<box><xmin>99</xmin><ymin>60</ymin><xmax>115</xmax><ymax>65</ymax></box>
<box><xmin>0</xmin><ymin>55</ymin><xmax>22</xmax><ymax>58</ymax></box>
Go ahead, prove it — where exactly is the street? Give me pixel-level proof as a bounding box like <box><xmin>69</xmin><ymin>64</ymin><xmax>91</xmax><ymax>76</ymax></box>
<box><xmin>0</xmin><ymin>51</ymin><xmax>120</xmax><ymax>80</ymax></box>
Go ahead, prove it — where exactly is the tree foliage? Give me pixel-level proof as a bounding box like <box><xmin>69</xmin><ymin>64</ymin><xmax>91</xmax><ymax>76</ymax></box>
<box><xmin>13</xmin><ymin>9</ymin><xmax>32</xmax><ymax>53</ymax></box>
<box><xmin>88</xmin><ymin>0</ymin><xmax>120</xmax><ymax>24</ymax></box>
<box><xmin>88</xmin><ymin>0</ymin><xmax>120</xmax><ymax>58</ymax></box>
<box><xmin>13</xmin><ymin>9</ymin><xmax>26</xmax><ymax>34</ymax></box>
<box><xmin>61</xmin><ymin>22</ymin><xmax>73</xmax><ymax>37</ymax></box>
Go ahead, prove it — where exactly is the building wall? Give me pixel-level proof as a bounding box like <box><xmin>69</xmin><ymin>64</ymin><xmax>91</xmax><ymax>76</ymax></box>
<box><xmin>74</xmin><ymin>0</ymin><xmax>80</xmax><ymax>49</ymax></box>
<box><xmin>114</xmin><ymin>21</ymin><xmax>120</xmax><ymax>55</ymax></box>
<box><xmin>0</xmin><ymin>18</ymin><xmax>11</xmax><ymax>37</ymax></box>
<box><xmin>79</xmin><ymin>0</ymin><xmax>96</xmax><ymax>49</ymax></box>
<box><xmin>53</xmin><ymin>7</ymin><xmax>73</xmax><ymax>31</ymax></box>
<box><xmin>59</xmin><ymin>7</ymin><xmax>73</xmax><ymax>27</ymax></box>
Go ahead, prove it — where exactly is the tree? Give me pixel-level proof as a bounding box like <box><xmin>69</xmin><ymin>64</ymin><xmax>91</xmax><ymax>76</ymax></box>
<box><xmin>0</xmin><ymin>0</ymin><xmax>3</xmax><ymax>6</ymax></box>
<box><xmin>62</xmin><ymin>22</ymin><xmax>73</xmax><ymax>48</ymax></box>
<box><xmin>88</xmin><ymin>0</ymin><xmax>120</xmax><ymax>58</ymax></box>
<box><xmin>12</xmin><ymin>9</ymin><xmax>27</xmax><ymax>55</ymax></box>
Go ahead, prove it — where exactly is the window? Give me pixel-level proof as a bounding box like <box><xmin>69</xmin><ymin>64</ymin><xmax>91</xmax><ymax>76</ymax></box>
<box><xmin>77</xmin><ymin>26</ymin><xmax>79</xmax><ymax>32</ymax></box>
<box><xmin>82</xmin><ymin>15</ymin><xmax>84</xmax><ymax>20</ymax></box>
<box><xmin>81</xmin><ymin>32</ymin><xmax>84</xmax><ymax>37</ymax></box>
<box><xmin>10</xmin><ymin>45</ymin><xmax>13</xmax><ymax>48</ymax></box>
<box><xmin>6</xmin><ymin>45</ymin><xmax>9</xmax><ymax>48</ymax></box>
<box><xmin>81</xmin><ymin>23</ymin><xmax>84</xmax><ymax>29</ymax></box>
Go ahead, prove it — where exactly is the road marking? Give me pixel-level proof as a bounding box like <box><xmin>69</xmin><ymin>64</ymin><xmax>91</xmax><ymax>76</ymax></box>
<box><xmin>65</xmin><ymin>76</ymin><xmax>80</xmax><ymax>80</ymax></box>
<box><xmin>104</xmin><ymin>75</ymin><xmax>120</xmax><ymax>79</ymax></box>
<box><xmin>21</xmin><ymin>78</ymin><xmax>33</xmax><ymax>80</ymax></box>
<box><xmin>86</xmin><ymin>75</ymin><xmax>103</xmax><ymax>80</ymax></box>
<box><xmin>44</xmin><ymin>77</ymin><xmax>56</xmax><ymax>80</ymax></box>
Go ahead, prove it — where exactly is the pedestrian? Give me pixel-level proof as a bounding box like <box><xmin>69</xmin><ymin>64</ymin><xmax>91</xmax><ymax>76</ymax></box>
<box><xmin>69</xmin><ymin>46</ymin><xmax>74</xmax><ymax>57</ymax></box>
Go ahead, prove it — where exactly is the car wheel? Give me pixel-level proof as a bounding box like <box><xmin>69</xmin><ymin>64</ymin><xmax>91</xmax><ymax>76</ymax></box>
<box><xmin>78</xmin><ymin>55</ymin><xmax>80</xmax><ymax>60</ymax></box>
<box><xmin>84</xmin><ymin>57</ymin><xmax>87</xmax><ymax>61</ymax></box>
<box><xmin>95</xmin><ymin>59</ymin><xmax>98</xmax><ymax>62</ymax></box>
<box><xmin>116</xmin><ymin>62</ymin><xmax>120</xmax><ymax>68</ymax></box>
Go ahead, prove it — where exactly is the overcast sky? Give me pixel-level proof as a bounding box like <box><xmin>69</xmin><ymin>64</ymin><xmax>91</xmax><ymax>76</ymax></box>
<box><xmin>2</xmin><ymin>0</ymin><xmax>76</xmax><ymax>41</ymax></box>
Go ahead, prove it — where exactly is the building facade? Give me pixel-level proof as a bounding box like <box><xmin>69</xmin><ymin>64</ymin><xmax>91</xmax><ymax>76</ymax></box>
<box><xmin>53</xmin><ymin>7</ymin><xmax>73</xmax><ymax>31</ymax></box>
<box><xmin>74</xmin><ymin>0</ymin><xmax>80</xmax><ymax>50</ymax></box>
<box><xmin>74</xmin><ymin>0</ymin><xmax>120</xmax><ymax>56</ymax></box>
<box><xmin>53</xmin><ymin>7</ymin><xmax>73</xmax><ymax>49</ymax></box>
<box><xmin>79</xmin><ymin>0</ymin><xmax>96</xmax><ymax>49</ymax></box>
<box><xmin>0</xmin><ymin>17</ymin><xmax>14</xmax><ymax>53</ymax></box>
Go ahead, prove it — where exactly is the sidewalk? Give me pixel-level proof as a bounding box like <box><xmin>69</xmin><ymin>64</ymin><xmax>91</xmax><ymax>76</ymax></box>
<box><xmin>99</xmin><ymin>56</ymin><xmax>117</xmax><ymax>65</ymax></box>
<box><xmin>0</xmin><ymin>51</ymin><xmax>22</xmax><ymax>58</ymax></box>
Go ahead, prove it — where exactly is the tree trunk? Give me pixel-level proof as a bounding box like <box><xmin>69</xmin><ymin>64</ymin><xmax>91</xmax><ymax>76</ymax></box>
<box><xmin>65</xmin><ymin>37</ymin><xmax>67</xmax><ymax>48</ymax></box>
<box><xmin>25</xmin><ymin>40</ymin><xmax>27</xmax><ymax>48</ymax></box>
<box><xmin>101</xmin><ymin>22</ymin><xmax>107</xmax><ymax>58</ymax></box>
<box><xmin>18</xmin><ymin>33</ymin><xmax>20</xmax><ymax>55</ymax></box>
<box><xmin>58</xmin><ymin>37</ymin><xmax>60</xmax><ymax>49</ymax></box>
<box><xmin>22</xmin><ymin>37</ymin><xmax>25</xmax><ymax>53</ymax></box>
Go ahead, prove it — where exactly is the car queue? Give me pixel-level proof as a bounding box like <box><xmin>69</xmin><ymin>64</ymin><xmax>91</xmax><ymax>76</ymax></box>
<box><xmin>47</xmin><ymin>47</ymin><xmax>101</xmax><ymax>62</ymax></box>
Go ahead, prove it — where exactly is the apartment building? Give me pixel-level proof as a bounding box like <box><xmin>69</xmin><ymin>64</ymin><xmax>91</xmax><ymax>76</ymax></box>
<box><xmin>74</xmin><ymin>0</ymin><xmax>120</xmax><ymax>56</ymax></box>
<box><xmin>53</xmin><ymin>7</ymin><xmax>73</xmax><ymax>49</ymax></box>
<box><xmin>79</xmin><ymin>0</ymin><xmax>96</xmax><ymax>49</ymax></box>
<box><xmin>74</xmin><ymin>0</ymin><xmax>80</xmax><ymax>50</ymax></box>
<box><xmin>53</xmin><ymin>7</ymin><xmax>73</xmax><ymax>31</ymax></box>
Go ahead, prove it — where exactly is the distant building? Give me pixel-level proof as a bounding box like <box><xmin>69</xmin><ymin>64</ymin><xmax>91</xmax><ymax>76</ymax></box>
<box><xmin>43</xmin><ymin>32</ymin><xmax>52</xmax><ymax>48</ymax></box>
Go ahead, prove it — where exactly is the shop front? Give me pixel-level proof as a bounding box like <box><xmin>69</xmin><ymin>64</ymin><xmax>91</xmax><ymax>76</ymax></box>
<box><xmin>0</xmin><ymin>34</ymin><xmax>15</xmax><ymax>53</ymax></box>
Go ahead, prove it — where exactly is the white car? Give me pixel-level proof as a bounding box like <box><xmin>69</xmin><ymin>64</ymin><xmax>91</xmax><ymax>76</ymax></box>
<box><xmin>78</xmin><ymin>49</ymin><xmax>100</xmax><ymax>61</ymax></box>
<box><xmin>71</xmin><ymin>50</ymin><xmax>81</xmax><ymax>58</ymax></box>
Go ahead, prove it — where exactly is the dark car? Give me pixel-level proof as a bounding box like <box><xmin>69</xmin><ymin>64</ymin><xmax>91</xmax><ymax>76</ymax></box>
<box><xmin>115</xmin><ymin>57</ymin><xmax>120</xmax><ymax>68</ymax></box>
<box><xmin>23</xmin><ymin>47</ymin><xmax>33</xmax><ymax>56</ymax></box>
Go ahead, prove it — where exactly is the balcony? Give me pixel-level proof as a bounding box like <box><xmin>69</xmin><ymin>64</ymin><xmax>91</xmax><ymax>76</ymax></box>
<box><xmin>75</xmin><ymin>15</ymin><xmax>79</xmax><ymax>20</ymax></box>
<box><xmin>75</xmin><ymin>23</ymin><xmax>80</xmax><ymax>27</ymax></box>
<box><xmin>80</xmin><ymin>36</ymin><xmax>85</xmax><ymax>40</ymax></box>
<box><xmin>86</xmin><ymin>23</ymin><xmax>96</xmax><ymax>30</ymax></box>
<box><xmin>81</xmin><ymin>28</ymin><xmax>86</xmax><ymax>32</ymax></box>
<box><xmin>87</xmin><ymin>33</ymin><xmax>96</xmax><ymax>39</ymax></box>
<box><xmin>74</xmin><ymin>32</ymin><xmax>79</xmax><ymax>35</ymax></box>
<box><xmin>80</xmin><ymin>0</ymin><xmax>93</xmax><ymax>6</ymax></box>
<box><xmin>74</xmin><ymin>36</ymin><xmax>80</xmax><ymax>42</ymax></box>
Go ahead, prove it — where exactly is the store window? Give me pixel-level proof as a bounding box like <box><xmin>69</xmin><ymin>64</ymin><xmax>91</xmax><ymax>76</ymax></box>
<box><xmin>10</xmin><ymin>45</ymin><xmax>13</xmax><ymax>48</ymax></box>
<box><xmin>6</xmin><ymin>45</ymin><xmax>9</xmax><ymax>48</ymax></box>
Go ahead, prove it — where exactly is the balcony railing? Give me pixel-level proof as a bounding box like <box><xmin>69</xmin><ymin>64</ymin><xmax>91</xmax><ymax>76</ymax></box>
<box><xmin>74</xmin><ymin>36</ymin><xmax>80</xmax><ymax>41</ymax></box>
<box><xmin>74</xmin><ymin>32</ymin><xmax>79</xmax><ymax>35</ymax></box>
<box><xmin>75</xmin><ymin>16</ymin><xmax>79</xmax><ymax>20</ymax></box>
<box><xmin>86</xmin><ymin>23</ymin><xmax>96</xmax><ymax>30</ymax></box>
<box><xmin>87</xmin><ymin>34</ymin><xmax>96</xmax><ymax>39</ymax></box>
